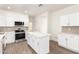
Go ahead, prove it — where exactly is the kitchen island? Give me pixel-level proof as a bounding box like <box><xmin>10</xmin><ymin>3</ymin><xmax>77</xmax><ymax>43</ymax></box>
<box><xmin>27</xmin><ymin>32</ymin><xmax>49</xmax><ymax>54</ymax></box>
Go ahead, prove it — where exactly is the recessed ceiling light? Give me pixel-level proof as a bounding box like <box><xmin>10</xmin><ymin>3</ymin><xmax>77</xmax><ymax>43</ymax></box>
<box><xmin>8</xmin><ymin>6</ymin><xmax>11</xmax><ymax>9</ymax></box>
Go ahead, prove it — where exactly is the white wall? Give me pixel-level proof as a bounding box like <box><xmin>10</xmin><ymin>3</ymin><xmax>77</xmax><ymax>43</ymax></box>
<box><xmin>29</xmin><ymin>16</ymin><xmax>35</xmax><ymax>31</ymax></box>
<box><xmin>34</xmin><ymin>12</ymin><xmax>48</xmax><ymax>33</ymax></box>
<box><xmin>48</xmin><ymin>12</ymin><xmax>62</xmax><ymax>41</ymax></box>
<box><xmin>48</xmin><ymin>5</ymin><xmax>79</xmax><ymax>42</ymax></box>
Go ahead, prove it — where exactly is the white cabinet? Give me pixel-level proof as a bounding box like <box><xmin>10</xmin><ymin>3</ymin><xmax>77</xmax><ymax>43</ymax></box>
<box><xmin>67</xmin><ymin>35</ymin><xmax>79</xmax><ymax>52</ymax></box>
<box><xmin>69</xmin><ymin>13</ymin><xmax>79</xmax><ymax>26</ymax></box>
<box><xmin>58</xmin><ymin>34</ymin><xmax>67</xmax><ymax>48</ymax></box>
<box><xmin>38</xmin><ymin>37</ymin><xmax>49</xmax><ymax>53</ymax></box>
<box><xmin>60</xmin><ymin>15</ymin><xmax>69</xmax><ymax>26</ymax></box>
<box><xmin>58</xmin><ymin>33</ymin><xmax>79</xmax><ymax>53</ymax></box>
<box><xmin>0</xmin><ymin>34</ymin><xmax>6</xmax><ymax>54</ymax></box>
<box><xmin>6</xmin><ymin>15</ymin><xmax>15</xmax><ymax>27</ymax></box>
<box><xmin>14</xmin><ymin>14</ymin><xmax>20</xmax><ymax>21</ymax></box>
<box><xmin>0</xmin><ymin>12</ymin><xmax>29</xmax><ymax>27</ymax></box>
<box><xmin>3</xmin><ymin>13</ymin><xmax>15</xmax><ymax>27</ymax></box>
<box><xmin>60</xmin><ymin>13</ymin><xmax>79</xmax><ymax>26</ymax></box>
<box><xmin>19</xmin><ymin>15</ymin><xmax>29</xmax><ymax>26</ymax></box>
<box><xmin>0</xmin><ymin>37</ymin><xmax>2</xmax><ymax>54</ymax></box>
<box><xmin>6</xmin><ymin>13</ymin><xmax>29</xmax><ymax>27</ymax></box>
<box><xmin>0</xmin><ymin>14</ymin><xmax>6</xmax><ymax>26</ymax></box>
<box><xmin>0</xmin><ymin>42</ymin><xmax>2</xmax><ymax>54</ymax></box>
<box><xmin>33</xmin><ymin>36</ymin><xmax>49</xmax><ymax>54</ymax></box>
<box><xmin>5</xmin><ymin>31</ymin><xmax>15</xmax><ymax>44</ymax></box>
<box><xmin>27</xmin><ymin>32</ymin><xmax>49</xmax><ymax>54</ymax></box>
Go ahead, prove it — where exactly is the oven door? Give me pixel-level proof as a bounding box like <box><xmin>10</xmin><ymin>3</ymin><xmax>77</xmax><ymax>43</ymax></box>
<box><xmin>15</xmin><ymin>33</ymin><xmax>25</xmax><ymax>40</ymax></box>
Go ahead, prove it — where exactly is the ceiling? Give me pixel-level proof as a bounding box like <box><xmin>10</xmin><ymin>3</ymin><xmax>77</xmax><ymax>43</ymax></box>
<box><xmin>0</xmin><ymin>4</ymin><xmax>74</xmax><ymax>16</ymax></box>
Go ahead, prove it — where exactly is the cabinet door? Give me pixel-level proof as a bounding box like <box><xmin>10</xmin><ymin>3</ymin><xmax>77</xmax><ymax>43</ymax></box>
<box><xmin>67</xmin><ymin>35</ymin><xmax>79</xmax><ymax>51</ymax></box>
<box><xmin>60</xmin><ymin>15</ymin><xmax>69</xmax><ymax>26</ymax></box>
<box><xmin>13</xmin><ymin>14</ymin><xmax>20</xmax><ymax>21</ymax></box>
<box><xmin>34</xmin><ymin>41</ymin><xmax>39</xmax><ymax>53</ymax></box>
<box><xmin>5</xmin><ymin>31</ymin><xmax>15</xmax><ymax>44</ymax></box>
<box><xmin>18</xmin><ymin>14</ymin><xmax>22</xmax><ymax>21</ymax></box>
<box><xmin>58</xmin><ymin>34</ymin><xmax>67</xmax><ymax>47</ymax></box>
<box><xmin>69</xmin><ymin>13</ymin><xmax>79</xmax><ymax>26</ymax></box>
<box><xmin>38</xmin><ymin>37</ymin><xmax>49</xmax><ymax>54</ymax></box>
<box><xmin>0</xmin><ymin>14</ymin><xmax>6</xmax><ymax>26</ymax></box>
<box><xmin>25</xmin><ymin>31</ymin><xmax>27</xmax><ymax>40</ymax></box>
<box><xmin>20</xmin><ymin>15</ymin><xmax>29</xmax><ymax>26</ymax></box>
<box><xmin>6</xmin><ymin>14</ymin><xmax>15</xmax><ymax>27</ymax></box>
<box><xmin>0</xmin><ymin>41</ymin><xmax>2</xmax><ymax>54</ymax></box>
<box><xmin>18</xmin><ymin>14</ymin><xmax>29</xmax><ymax>26</ymax></box>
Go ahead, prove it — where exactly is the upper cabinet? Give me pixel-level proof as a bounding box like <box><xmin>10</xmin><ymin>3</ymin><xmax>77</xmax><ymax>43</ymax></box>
<box><xmin>60</xmin><ymin>15</ymin><xmax>69</xmax><ymax>26</ymax></box>
<box><xmin>0</xmin><ymin>13</ymin><xmax>6</xmax><ymax>26</ymax></box>
<box><xmin>69</xmin><ymin>13</ymin><xmax>79</xmax><ymax>26</ymax></box>
<box><xmin>6</xmin><ymin>13</ymin><xmax>15</xmax><ymax>27</ymax></box>
<box><xmin>0</xmin><ymin>11</ymin><xmax>29</xmax><ymax>27</ymax></box>
<box><xmin>19</xmin><ymin>14</ymin><xmax>29</xmax><ymax>26</ymax></box>
<box><xmin>60</xmin><ymin>13</ymin><xmax>79</xmax><ymax>26</ymax></box>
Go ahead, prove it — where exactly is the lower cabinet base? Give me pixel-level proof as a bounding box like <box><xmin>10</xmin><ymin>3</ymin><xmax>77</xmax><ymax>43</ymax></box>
<box><xmin>59</xmin><ymin>45</ymin><xmax>79</xmax><ymax>53</ymax></box>
<box><xmin>66</xmin><ymin>47</ymin><xmax>79</xmax><ymax>53</ymax></box>
<box><xmin>27</xmin><ymin>42</ymin><xmax>49</xmax><ymax>54</ymax></box>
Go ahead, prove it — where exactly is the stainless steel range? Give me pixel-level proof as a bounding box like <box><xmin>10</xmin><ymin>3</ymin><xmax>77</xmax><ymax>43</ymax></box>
<box><xmin>15</xmin><ymin>28</ymin><xmax>25</xmax><ymax>41</ymax></box>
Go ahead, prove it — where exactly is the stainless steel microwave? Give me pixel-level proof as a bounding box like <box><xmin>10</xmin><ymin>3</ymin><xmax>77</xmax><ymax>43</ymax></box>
<box><xmin>15</xmin><ymin>21</ymin><xmax>24</xmax><ymax>26</ymax></box>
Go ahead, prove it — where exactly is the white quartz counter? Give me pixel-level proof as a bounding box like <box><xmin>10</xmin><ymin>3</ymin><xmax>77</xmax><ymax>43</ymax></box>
<box><xmin>0</xmin><ymin>32</ymin><xmax>5</xmax><ymax>42</ymax></box>
<box><xmin>0</xmin><ymin>32</ymin><xmax>5</xmax><ymax>54</ymax></box>
<box><xmin>28</xmin><ymin>32</ymin><xmax>49</xmax><ymax>38</ymax></box>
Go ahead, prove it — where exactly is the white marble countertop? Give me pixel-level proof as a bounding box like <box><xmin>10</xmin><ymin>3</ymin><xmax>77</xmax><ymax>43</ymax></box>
<box><xmin>0</xmin><ymin>32</ymin><xmax>5</xmax><ymax>42</ymax></box>
<box><xmin>28</xmin><ymin>32</ymin><xmax>49</xmax><ymax>38</ymax></box>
